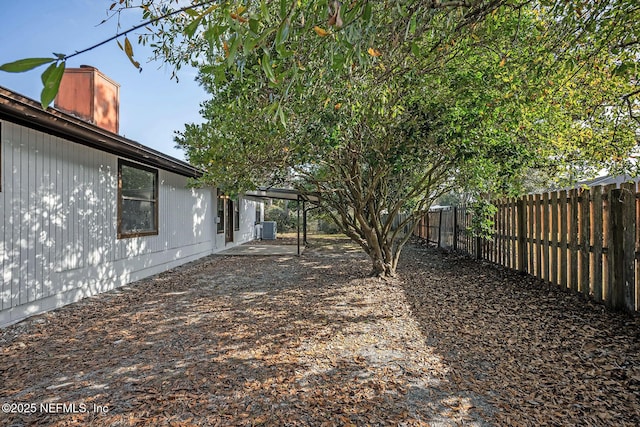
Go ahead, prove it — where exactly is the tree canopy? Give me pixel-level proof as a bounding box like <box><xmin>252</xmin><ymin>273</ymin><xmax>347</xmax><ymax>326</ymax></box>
<box><xmin>2</xmin><ymin>0</ymin><xmax>639</xmax><ymax>276</ymax></box>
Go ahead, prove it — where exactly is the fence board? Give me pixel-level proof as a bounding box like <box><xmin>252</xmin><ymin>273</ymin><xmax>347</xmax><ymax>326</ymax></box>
<box><xmin>416</xmin><ymin>180</ymin><xmax>639</xmax><ymax>313</ymax></box>
<box><xmin>511</xmin><ymin>199</ymin><xmax>517</xmax><ymax>269</ymax></box>
<box><xmin>592</xmin><ymin>186</ymin><xmax>603</xmax><ymax>303</ymax></box>
<box><xmin>492</xmin><ymin>203</ymin><xmax>498</xmax><ymax>263</ymax></box>
<box><xmin>506</xmin><ymin>201</ymin><xmax>512</xmax><ymax>267</ymax></box>
<box><xmin>517</xmin><ymin>198</ymin><xmax>527</xmax><ymax>272</ymax></box>
<box><xmin>500</xmin><ymin>199</ymin><xmax>509</xmax><ymax>265</ymax></box>
<box><xmin>499</xmin><ymin>202</ymin><xmax>505</xmax><ymax>266</ymax></box>
<box><xmin>495</xmin><ymin>204</ymin><xmax>500</xmax><ymax>263</ymax></box>
<box><xmin>603</xmin><ymin>184</ymin><xmax>616</xmax><ymax>303</ymax></box>
<box><xmin>559</xmin><ymin>190</ymin><xmax>568</xmax><ymax>290</ymax></box>
<box><xmin>494</xmin><ymin>202</ymin><xmax>500</xmax><ymax>264</ymax></box>
<box><xmin>551</xmin><ymin>191</ymin><xmax>559</xmax><ymax>286</ymax></box>
<box><xmin>609</xmin><ymin>187</ymin><xmax>624</xmax><ymax>309</ymax></box>
<box><xmin>535</xmin><ymin>194</ymin><xmax>542</xmax><ymax>279</ymax></box>
<box><xmin>569</xmin><ymin>188</ymin><xmax>579</xmax><ymax>293</ymax></box>
<box><xmin>636</xmin><ymin>187</ymin><xmax>640</xmax><ymax>311</ymax></box>
<box><xmin>622</xmin><ymin>182</ymin><xmax>636</xmax><ymax>311</ymax></box>
<box><xmin>543</xmin><ymin>192</ymin><xmax>550</xmax><ymax>283</ymax></box>
<box><xmin>437</xmin><ymin>210</ymin><xmax>443</xmax><ymax>247</ymax></box>
<box><xmin>453</xmin><ymin>207</ymin><xmax>458</xmax><ymax>251</ymax></box>
<box><xmin>463</xmin><ymin>208</ymin><xmax>470</xmax><ymax>254</ymax></box>
<box><xmin>529</xmin><ymin>195</ymin><xmax>535</xmax><ymax>274</ymax></box>
<box><xmin>580</xmin><ymin>189</ymin><xmax>591</xmax><ymax>297</ymax></box>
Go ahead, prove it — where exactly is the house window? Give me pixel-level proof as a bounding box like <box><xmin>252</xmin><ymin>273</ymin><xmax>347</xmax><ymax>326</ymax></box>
<box><xmin>118</xmin><ymin>159</ymin><xmax>158</xmax><ymax>238</ymax></box>
<box><xmin>234</xmin><ymin>200</ymin><xmax>240</xmax><ymax>231</ymax></box>
<box><xmin>217</xmin><ymin>195</ymin><xmax>225</xmax><ymax>234</ymax></box>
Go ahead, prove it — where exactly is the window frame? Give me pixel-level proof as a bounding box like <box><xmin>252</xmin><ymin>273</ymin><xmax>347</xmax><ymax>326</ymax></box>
<box><xmin>117</xmin><ymin>159</ymin><xmax>159</xmax><ymax>239</ymax></box>
<box><xmin>233</xmin><ymin>199</ymin><xmax>240</xmax><ymax>231</ymax></box>
<box><xmin>217</xmin><ymin>194</ymin><xmax>225</xmax><ymax>234</ymax></box>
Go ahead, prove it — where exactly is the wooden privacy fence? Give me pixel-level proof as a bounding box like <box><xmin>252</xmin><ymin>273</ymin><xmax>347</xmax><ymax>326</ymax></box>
<box><xmin>415</xmin><ymin>182</ymin><xmax>640</xmax><ymax>313</ymax></box>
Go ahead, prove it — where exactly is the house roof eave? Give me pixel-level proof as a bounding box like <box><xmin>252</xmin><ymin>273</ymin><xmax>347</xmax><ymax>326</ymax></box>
<box><xmin>0</xmin><ymin>86</ymin><xmax>202</xmax><ymax>179</ymax></box>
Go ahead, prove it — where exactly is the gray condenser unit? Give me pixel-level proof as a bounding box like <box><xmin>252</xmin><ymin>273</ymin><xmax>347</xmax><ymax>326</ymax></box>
<box><xmin>262</xmin><ymin>221</ymin><xmax>277</xmax><ymax>240</ymax></box>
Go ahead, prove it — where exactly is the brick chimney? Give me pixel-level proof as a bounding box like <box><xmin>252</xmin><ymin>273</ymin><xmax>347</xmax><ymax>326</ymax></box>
<box><xmin>54</xmin><ymin>65</ymin><xmax>120</xmax><ymax>134</ymax></box>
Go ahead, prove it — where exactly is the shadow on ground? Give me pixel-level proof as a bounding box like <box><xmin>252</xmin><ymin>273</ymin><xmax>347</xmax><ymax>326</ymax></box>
<box><xmin>399</xmin><ymin>241</ymin><xmax>640</xmax><ymax>426</ymax></box>
<box><xmin>1</xmin><ymin>236</ymin><xmax>490</xmax><ymax>426</ymax></box>
<box><xmin>4</xmin><ymin>236</ymin><xmax>637</xmax><ymax>426</ymax></box>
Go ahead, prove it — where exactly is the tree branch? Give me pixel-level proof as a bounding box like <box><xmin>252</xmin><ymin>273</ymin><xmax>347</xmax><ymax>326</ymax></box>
<box><xmin>64</xmin><ymin>0</ymin><xmax>217</xmax><ymax>61</ymax></box>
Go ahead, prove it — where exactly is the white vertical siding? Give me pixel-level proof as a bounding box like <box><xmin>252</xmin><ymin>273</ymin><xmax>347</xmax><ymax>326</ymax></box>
<box><xmin>0</xmin><ymin>120</ymin><xmax>257</xmax><ymax>327</ymax></box>
<box><xmin>235</xmin><ymin>197</ymin><xmax>258</xmax><ymax>242</ymax></box>
<box><xmin>0</xmin><ymin>123</ymin><xmax>6</xmax><ymax>310</ymax></box>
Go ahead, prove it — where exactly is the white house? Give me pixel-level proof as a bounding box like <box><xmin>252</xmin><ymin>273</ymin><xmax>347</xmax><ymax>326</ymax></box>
<box><xmin>0</xmin><ymin>66</ymin><xmax>261</xmax><ymax>327</ymax></box>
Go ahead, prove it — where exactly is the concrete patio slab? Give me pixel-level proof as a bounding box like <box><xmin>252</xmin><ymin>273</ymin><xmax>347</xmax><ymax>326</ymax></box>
<box><xmin>216</xmin><ymin>244</ymin><xmax>303</xmax><ymax>256</ymax></box>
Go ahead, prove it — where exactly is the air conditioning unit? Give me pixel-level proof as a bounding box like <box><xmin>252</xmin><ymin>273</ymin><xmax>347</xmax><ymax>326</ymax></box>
<box><xmin>262</xmin><ymin>221</ymin><xmax>277</xmax><ymax>240</ymax></box>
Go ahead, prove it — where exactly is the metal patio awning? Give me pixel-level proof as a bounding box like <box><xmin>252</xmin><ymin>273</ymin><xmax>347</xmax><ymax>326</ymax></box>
<box><xmin>243</xmin><ymin>188</ymin><xmax>321</xmax><ymax>256</ymax></box>
<box><xmin>243</xmin><ymin>188</ymin><xmax>320</xmax><ymax>204</ymax></box>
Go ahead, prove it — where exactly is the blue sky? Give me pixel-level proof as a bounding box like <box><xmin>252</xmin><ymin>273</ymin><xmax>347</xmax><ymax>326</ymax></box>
<box><xmin>0</xmin><ymin>0</ymin><xmax>207</xmax><ymax>160</ymax></box>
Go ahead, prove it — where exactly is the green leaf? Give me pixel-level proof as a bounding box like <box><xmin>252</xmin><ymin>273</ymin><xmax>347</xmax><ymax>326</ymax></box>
<box><xmin>40</xmin><ymin>61</ymin><xmax>65</xmax><ymax>109</ymax></box>
<box><xmin>184</xmin><ymin>8</ymin><xmax>200</xmax><ymax>17</ymax></box>
<box><xmin>277</xmin><ymin>103</ymin><xmax>286</xmax><ymax>127</ymax></box>
<box><xmin>261</xmin><ymin>52</ymin><xmax>276</xmax><ymax>83</ymax></box>
<box><xmin>249</xmin><ymin>18</ymin><xmax>260</xmax><ymax>33</ymax></box>
<box><xmin>363</xmin><ymin>3</ymin><xmax>372</xmax><ymax>22</ymax></box>
<box><xmin>0</xmin><ymin>57</ymin><xmax>55</xmax><ymax>73</ymax></box>
<box><xmin>409</xmin><ymin>14</ymin><xmax>417</xmax><ymax>35</ymax></box>
<box><xmin>40</xmin><ymin>62</ymin><xmax>57</xmax><ymax>86</ymax></box>
<box><xmin>332</xmin><ymin>53</ymin><xmax>346</xmax><ymax>71</ymax></box>
<box><xmin>279</xmin><ymin>0</ymin><xmax>288</xmax><ymax>19</ymax></box>
<box><xmin>260</xmin><ymin>0</ymin><xmax>269</xmax><ymax>19</ymax></box>
<box><xmin>275</xmin><ymin>22</ymin><xmax>290</xmax><ymax>48</ymax></box>
<box><xmin>410</xmin><ymin>42</ymin><xmax>420</xmax><ymax>57</ymax></box>
<box><xmin>256</xmin><ymin>28</ymin><xmax>277</xmax><ymax>49</ymax></box>
<box><xmin>244</xmin><ymin>34</ymin><xmax>258</xmax><ymax>54</ymax></box>
<box><xmin>227</xmin><ymin>36</ymin><xmax>240</xmax><ymax>67</ymax></box>
<box><xmin>613</xmin><ymin>62</ymin><xmax>636</xmax><ymax>77</ymax></box>
<box><xmin>184</xmin><ymin>16</ymin><xmax>203</xmax><ymax>38</ymax></box>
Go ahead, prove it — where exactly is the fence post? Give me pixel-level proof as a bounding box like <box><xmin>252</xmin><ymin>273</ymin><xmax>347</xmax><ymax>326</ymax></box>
<box><xmin>517</xmin><ymin>197</ymin><xmax>527</xmax><ymax>272</ymax></box>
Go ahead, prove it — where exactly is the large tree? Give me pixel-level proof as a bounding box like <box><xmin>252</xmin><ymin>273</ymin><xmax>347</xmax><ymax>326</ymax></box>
<box><xmin>3</xmin><ymin>0</ymin><xmax>639</xmax><ymax>276</ymax></box>
<box><xmin>171</xmin><ymin>2</ymin><xmax>638</xmax><ymax>276</ymax></box>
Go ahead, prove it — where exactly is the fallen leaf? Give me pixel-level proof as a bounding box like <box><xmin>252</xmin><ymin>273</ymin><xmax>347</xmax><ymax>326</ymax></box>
<box><xmin>313</xmin><ymin>26</ymin><xmax>330</xmax><ymax>37</ymax></box>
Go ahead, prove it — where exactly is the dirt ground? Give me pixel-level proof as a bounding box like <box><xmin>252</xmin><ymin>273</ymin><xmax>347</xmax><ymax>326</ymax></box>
<box><xmin>1</xmin><ymin>236</ymin><xmax>639</xmax><ymax>426</ymax></box>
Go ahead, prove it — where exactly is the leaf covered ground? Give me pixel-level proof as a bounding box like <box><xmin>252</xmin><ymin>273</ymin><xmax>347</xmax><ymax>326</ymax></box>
<box><xmin>1</xmin><ymin>236</ymin><xmax>639</xmax><ymax>426</ymax></box>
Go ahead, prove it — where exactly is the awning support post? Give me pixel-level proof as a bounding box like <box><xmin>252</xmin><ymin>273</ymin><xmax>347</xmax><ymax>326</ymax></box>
<box><xmin>297</xmin><ymin>195</ymin><xmax>301</xmax><ymax>256</ymax></box>
<box><xmin>303</xmin><ymin>201</ymin><xmax>307</xmax><ymax>245</ymax></box>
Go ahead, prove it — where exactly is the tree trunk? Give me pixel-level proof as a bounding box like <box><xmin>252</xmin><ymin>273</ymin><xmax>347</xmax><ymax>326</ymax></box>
<box><xmin>368</xmin><ymin>240</ymin><xmax>397</xmax><ymax>278</ymax></box>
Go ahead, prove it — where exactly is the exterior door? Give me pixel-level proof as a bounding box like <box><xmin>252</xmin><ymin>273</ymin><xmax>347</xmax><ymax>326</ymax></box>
<box><xmin>225</xmin><ymin>199</ymin><xmax>234</xmax><ymax>243</ymax></box>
